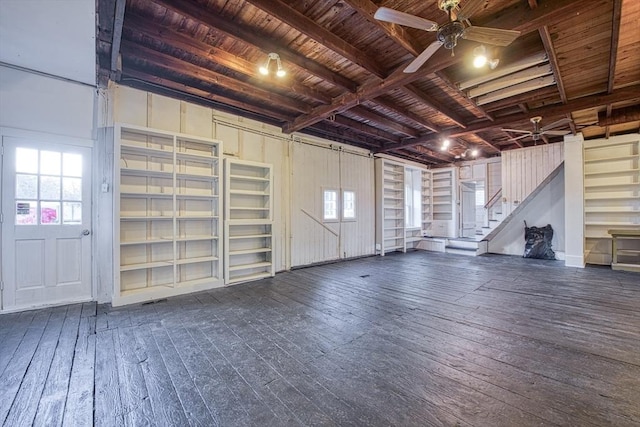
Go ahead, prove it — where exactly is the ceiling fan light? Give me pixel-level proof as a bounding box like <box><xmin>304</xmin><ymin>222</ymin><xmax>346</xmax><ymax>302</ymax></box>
<box><xmin>259</xmin><ymin>66</ymin><xmax>269</xmax><ymax>75</ymax></box>
<box><xmin>473</xmin><ymin>55</ymin><xmax>487</xmax><ymax>68</ymax></box>
<box><xmin>276</xmin><ymin>69</ymin><xmax>286</xmax><ymax>77</ymax></box>
<box><xmin>442</xmin><ymin>138</ymin><xmax>450</xmax><ymax>148</ymax></box>
<box><xmin>471</xmin><ymin>149</ymin><xmax>479</xmax><ymax>157</ymax></box>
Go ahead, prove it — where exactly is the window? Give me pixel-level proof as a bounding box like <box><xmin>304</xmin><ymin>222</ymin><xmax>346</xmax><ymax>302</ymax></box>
<box><xmin>323</xmin><ymin>189</ymin><xmax>338</xmax><ymax>221</ymax></box>
<box><xmin>343</xmin><ymin>190</ymin><xmax>356</xmax><ymax>220</ymax></box>
<box><xmin>15</xmin><ymin>148</ymin><xmax>83</xmax><ymax>226</ymax></box>
<box><xmin>404</xmin><ymin>169</ymin><xmax>421</xmax><ymax>228</ymax></box>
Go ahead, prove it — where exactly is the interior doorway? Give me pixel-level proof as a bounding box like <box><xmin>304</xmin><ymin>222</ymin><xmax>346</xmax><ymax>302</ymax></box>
<box><xmin>1</xmin><ymin>136</ymin><xmax>93</xmax><ymax>311</ymax></box>
<box><xmin>460</xmin><ymin>180</ymin><xmax>485</xmax><ymax>239</ymax></box>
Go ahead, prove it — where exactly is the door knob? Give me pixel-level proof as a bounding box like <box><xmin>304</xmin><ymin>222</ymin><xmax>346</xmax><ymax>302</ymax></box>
<box><xmin>82</xmin><ymin>229</ymin><xmax>91</xmax><ymax>236</ymax></box>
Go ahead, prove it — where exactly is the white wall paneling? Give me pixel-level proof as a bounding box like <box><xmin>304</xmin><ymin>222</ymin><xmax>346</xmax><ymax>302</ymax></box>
<box><xmin>501</xmin><ymin>144</ymin><xmax>563</xmax><ymax>218</ymax></box>
<box><xmin>0</xmin><ymin>65</ymin><xmax>96</xmax><ymax>140</ymax></box>
<box><xmin>291</xmin><ymin>142</ymin><xmax>375</xmax><ymax>266</ymax></box>
<box><xmin>431</xmin><ymin>167</ymin><xmax>457</xmax><ymax>238</ymax></box>
<box><xmin>0</xmin><ymin>1</ymin><xmax>96</xmax><ymax>85</ymax></box>
<box><xmin>488</xmin><ymin>166</ymin><xmax>565</xmax><ymax>257</ymax></box>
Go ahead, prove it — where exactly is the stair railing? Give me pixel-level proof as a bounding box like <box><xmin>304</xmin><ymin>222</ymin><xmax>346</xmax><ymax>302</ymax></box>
<box><xmin>484</xmin><ymin>188</ymin><xmax>502</xmax><ymax>222</ymax></box>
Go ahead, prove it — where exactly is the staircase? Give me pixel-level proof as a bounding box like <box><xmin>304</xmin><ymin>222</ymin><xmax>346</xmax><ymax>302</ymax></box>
<box><xmin>445</xmin><ymin>236</ymin><xmax>488</xmax><ymax>256</ymax></box>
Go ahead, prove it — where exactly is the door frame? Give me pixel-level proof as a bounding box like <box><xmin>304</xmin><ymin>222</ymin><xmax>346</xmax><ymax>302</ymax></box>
<box><xmin>0</xmin><ymin>127</ymin><xmax>95</xmax><ymax>312</ymax></box>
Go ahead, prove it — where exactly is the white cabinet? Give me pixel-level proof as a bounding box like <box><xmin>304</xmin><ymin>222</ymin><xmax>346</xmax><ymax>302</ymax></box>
<box><xmin>583</xmin><ymin>134</ymin><xmax>640</xmax><ymax>265</ymax></box>
<box><xmin>431</xmin><ymin>167</ymin><xmax>457</xmax><ymax>238</ymax></box>
<box><xmin>224</xmin><ymin>158</ymin><xmax>275</xmax><ymax>284</ymax></box>
<box><xmin>115</xmin><ymin>124</ymin><xmax>223</xmax><ymax>306</ymax></box>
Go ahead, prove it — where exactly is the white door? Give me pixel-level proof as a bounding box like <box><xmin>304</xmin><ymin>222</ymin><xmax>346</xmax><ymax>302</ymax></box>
<box><xmin>1</xmin><ymin>137</ymin><xmax>92</xmax><ymax>311</ymax></box>
<box><xmin>460</xmin><ymin>181</ymin><xmax>476</xmax><ymax>238</ymax></box>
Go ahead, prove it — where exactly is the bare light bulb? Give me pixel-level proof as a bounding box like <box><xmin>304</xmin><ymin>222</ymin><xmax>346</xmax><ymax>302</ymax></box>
<box><xmin>276</xmin><ymin>69</ymin><xmax>286</xmax><ymax>77</ymax></box>
<box><xmin>473</xmin><ymin>54</ymin><xmax>487</xmax><ymax>68</ymax></box>
<box><xmin>259</xmin><ymin>66</ymin><xmax>269</xmax><ymax>75</ymax></box>
<box><xmin>471</xmin><ymin>149</ymin><xmax>479</xmax><ymax>157</ymax></box>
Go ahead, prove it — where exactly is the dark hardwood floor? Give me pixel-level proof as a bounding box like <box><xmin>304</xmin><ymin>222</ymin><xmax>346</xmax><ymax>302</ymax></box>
<box><xmin>1</xmin><ymin>252</ymin><xmax>639</xmax><ymax>426</ymax></box>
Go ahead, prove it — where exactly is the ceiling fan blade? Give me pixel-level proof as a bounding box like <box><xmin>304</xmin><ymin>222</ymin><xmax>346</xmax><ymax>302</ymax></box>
<box><xmin>374</xmin><ymin>7</ymin><xmax>438</xmax><ymax>31</ymax></box>
<box><xmin>457</xmin><ymin>0</ymin><xmax>487</xmax><ymax>21</ymax></box>
<box><xmin>512</xmin><ymin>134</ymin><xmax>531</xmax><ymax>141</ymax></box>
<box><xmin>501</xmin><ymin>128</ymin><xmax>531</xmax><ymax>134</ymax></box>
<box><xmin>461</xmin><ymin>26</ymin><xmax>521</xmax><ymax>46</ymax></box>
<box><xmin>542</xmin><ymin>130</ymin><xmax>571</xmax><ymax>136</ymax></box>
<box><xmin>404</xmin><ymin>41</ymin><xmax>443</xmax><ymax>73</ymax></box>
<box><xmin>541</xmin><ymin>117</ymin><xmax>572</xmax><ymax>131</ymax></box>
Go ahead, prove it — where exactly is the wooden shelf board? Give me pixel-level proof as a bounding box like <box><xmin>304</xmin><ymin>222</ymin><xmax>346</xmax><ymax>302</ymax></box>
<box><xmin>227</xmin><ymin>272</ymin><xmax>272</xmax><ymax>284</ymax></box>
<box><xmin>121</xmin><ymin>168</ymin><xmax>173</xmax><ymax>178</ymax></box>
<box><xmin>120</xmin><ymin>143</ymin><xmax>173</xmax><ymax>157</ymax></box>
<box><xmin>175</xmin><ymin>235</ymin><xmax>218</xmax><ymax>242</ymax></box>
<box><xmin>584</xmin><ymin>168</ymin><xmax>639</xmax><ymax>176</ymax></box>
<box><xmin>228</xmin><ymin>261</ymin><xmax>272</xmax><ymax>272</ymax></box>
<box><xmin>228</xmin><ymin>234</ymin><xmax>272</xmax><ymax>240</ymax></box>
<box><xmin>120</xmin><ymin>216</ymin><xmax>173</xmax><ymax>221</ymax></box>
<box><xmin>229</xmin><ymin>174</ymin><xmax>269</xmax><ymax>182</ymax></box>
<box><xmin>176</xmin><ymin>151</ymin><xmax>218</xmax><ymax>161</ymax></box>
<box><xmin>120</xmin><ymin>261</ymin><xmax>173</xmax><ymax>272</ymax></box>
<box><xmin>120</xmin><ymin>239</ymin><xmax>171</xmax><ymax>246</ymax></box>
<box><xmin>175</xmin><ymin>256</ymin><xmax>218</xmax><ymax>265</ymax></box>
<box><xmin>230</xmin><ymin>248</ymin><xmax>272</xmax><ymax>256</ymax></box>
<box><xmin>229</xmin><ymin>189</ymin><xmax>270</xmax><ymax>196</ymax></box>
<box><xmin>584</xmin><ymin>154</ymin><xmax>639</xmax><ymax>164</ymax></box>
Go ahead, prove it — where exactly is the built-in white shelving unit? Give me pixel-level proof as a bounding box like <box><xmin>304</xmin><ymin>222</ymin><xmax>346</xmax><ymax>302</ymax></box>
<box><xmin>583</xmin><ymin>134</ymin><xmax>640</xmax><ymax>265</ymax></box>
<box><xmin>375</xmin><ymin>158</ymin><xmax>406</xmax><ymax>255</ymax></box>
<box><xmin>224</xmin><ymin>158</ymin><xmax>275</xmax><ymax>284</ymax></box>
<box><xmin>115</xmin><ymin>124</ymin><xmax>223</xmax><ymax>306</ymax></box>
<box><xmin>375</xmin><ymin>158</ymin><xmax>433</xmax><ymax>254</ymax></box>
<box><xmin>422</xmin><ymin>170</ymin><xmax>433</xmax><ymax>235</ymax></box>
<box><xmin>431</xmin><ymin>167</ymin><xmax>457</xmax><ymax>238</ymax></box>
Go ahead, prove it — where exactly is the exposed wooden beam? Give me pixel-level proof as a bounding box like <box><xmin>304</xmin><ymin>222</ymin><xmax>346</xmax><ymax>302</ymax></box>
<box><xmin>307</xmin><ymin>121</ymin><xmax>384</xmax><ymax>149</ymax></box>
<box><xmin>343</xmin><ymin>0</ymin><xmax>423</xmax><ymax>57</ymax></box>
<box><xmin>375</xmin><ymin>134</ymin><xmax>439</xmax><ymax>153</ymax></box>
<box><xmin>110</xmin><ymin>0</ymin><xmax>126</xmax><ymax>74</ymax></box>
<box><xmin>435</xmin><ymin>71</ymin><xmax>495</xmax><ymax>122</ymax></box>
<box><xmin>151</xmin><ymin>0</ymin><xmax>358</xmax><ymax>92</ymax></box>
<box><xmin>483</xmin><ymin>85</ymin><xmax>559</xmax><ymax>112</ymax></box>
<box><xmin>331</xmin><ymin>115</ymin><xmax>402</xmax><ymax>143</ymax></box>
<box><xmin>447</xmin><ymin>84</ymin><xmax>640</xmax><ymax>138</ymax></box>
<box><xmin>501</xmin><ymin>131</ymin><xmax>525</xmax><ymax>148</ymax></box>
<box><xmin>243</xmin><ymin>0</ymin><xmax>387</xmax><ymax>78</ymax></box>
<box><xmin>282</xmin><ymin>0</ymin><xmax>595</xmax><ymax>134</ymax></box>
<box><xmin>401</xmin><ymin>84</ymin><xmax>467</xmax><ymax>128</ymax></box>
<box><xmin>372</xmin><ymin>98</ymin><xmax>442</xmax><ymax>133</ymax></box>
<box><xmin>528</xmin><ymin>0</ymin><xmax>538</xmax><ymax>9</ymax></box>
<box><xmin>538</xmin><ymin>26</ymin><xmax>567</xmax><ymax>103</ymax></box>
<box><xmin>408</xmin><ymin>145</ymin><xmax>456</xmax><ymax>163</ymax></box>
<box><xmin>120</xmin><ymin>41</ymin><xmax>312</xmax><ymax>114</ymax></box>
<box><xmin>122</xmin><ymin>68</ymin><xmax>294</xmax><ymax>121</ymax></box>
<box><xmin>608</xmin><ymin>0</ymin><xmax>624</xmax><ymax>93</ymax></box>
<box><xmin>350</xmin><ymin>106</ymin><xmax>421</xmax><ymax>138</ymax></box>
<box><xmin>598</xmin><ymin>105</ymin><xmax>640</xmax><ymax>126</ymax></box>
<box><xmin>124</xmin><ymin>13</ymin><xmax>332</xmax><ymax>105</ymax></box>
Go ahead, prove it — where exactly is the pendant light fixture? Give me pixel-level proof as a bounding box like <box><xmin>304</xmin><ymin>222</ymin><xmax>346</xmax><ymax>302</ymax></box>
<box><xmin>259</xmin><ymin>52</ymin><xmax>286</xmax><ymax>77</ymax></box>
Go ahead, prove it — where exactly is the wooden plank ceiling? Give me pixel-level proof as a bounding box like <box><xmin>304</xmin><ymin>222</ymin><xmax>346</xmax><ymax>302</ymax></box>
<box><xmin>97</xmin><ymin>0</ymin><xmax>640</xmax><ymax>165</ymax></box>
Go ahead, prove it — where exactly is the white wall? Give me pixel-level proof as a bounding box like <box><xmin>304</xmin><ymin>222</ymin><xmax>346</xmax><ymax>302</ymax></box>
<box><xmin>488</xmin><ymin>165</ymin><xmax>565</xmax><ymax>257</ymax></box>
<box><xmin>96</xmin><ymin>84</ymin><xmax>377</xmax><ymax>299</ymax></box>
<box><xmin>501</xmin><ymin>144</ymin><xmax>563</xmax><ymax>217</ymax></box>
<box><xmin>0</xmin><ymin>0</ymin><xmax>96</xmax><ymax>85</ymax></box>
<box><xmin>563</xmin><ymin>134</ymin><xmax>585</xmax><ymax>267</ymax></box>
<box><xmin>0</xmin><ymin>65</ymin><xmax>96</xmax><ymax>139</ymax></box>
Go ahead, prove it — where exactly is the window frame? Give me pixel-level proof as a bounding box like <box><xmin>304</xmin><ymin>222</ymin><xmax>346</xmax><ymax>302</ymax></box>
<box><xmin>322</xmin><ymin>187</ymin><xmax>339</xmax><ymax>222</ymax></box>
<box><xmin>341</xmin><ymin>189</ymin><xmax>356</xmax><ymax>221</ymax></box>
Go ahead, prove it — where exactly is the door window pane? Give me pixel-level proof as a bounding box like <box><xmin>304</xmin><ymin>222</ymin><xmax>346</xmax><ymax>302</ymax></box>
<box><xmin>323</xmin><ymin>189</ymin><xmax>338</xmax><ymax>221</ymax></box>
<box><xmin>40</xmin><ymin>151</ymin><xmax>61</xmax><ymax>175</ymax></box>
<box><xmin>63</xmin><ymin>153</ymin><xmax>83</xmax><ymax>177</ymax></box>
<box><xmin>62</xmin><ymin>177</ymin><xmax>82</xmax><ymax>200</ymax></box>
<box><xmin>16</xmin><ymin>174</ymin><xmax>38</xmax><ymax>199</ymax></box>
<box><xmin>40</xmin><ymin>202</ymin><xmax>61</xmax><ymax>224</ymax></box>
<box><xmin>343</xmin><ymin>191</ymin><xmax>356</xmax><ymax>220</ymax></box>
<box><xmin>15</xmin><ymin>201</ymin><xmax>37</xmax><ymax>225</ymax></box>
<box><xmin>63</xmin><ymin>202</ymin><xmax>82</xmax><ymax>224</ymax></box>
<box><xmin>40</xmin><ymin>176</ymin><xmax>61</xmax><ymax>200</ymax></box>
<box><xmin>16</xmin><ymin>148</ymin><xmax>38</xmax><ymax>173</ymax></box>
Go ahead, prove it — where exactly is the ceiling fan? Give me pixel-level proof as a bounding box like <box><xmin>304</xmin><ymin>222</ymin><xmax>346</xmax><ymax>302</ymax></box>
<box><xmin>502</xmin><ymin>117</ymin><xmax>572</xmax><ymax>143</ymax></box>
<box><xmin>374</xmin><ymin>0</ymin><xmax>521</xmax><ymax>73</ymax></box>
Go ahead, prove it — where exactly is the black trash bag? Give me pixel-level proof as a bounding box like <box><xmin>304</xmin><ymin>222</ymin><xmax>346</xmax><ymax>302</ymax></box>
<box><xmin>523</xmin><ymin>221</ymin><xmax>556</xmax><ymax>260</ymax></box>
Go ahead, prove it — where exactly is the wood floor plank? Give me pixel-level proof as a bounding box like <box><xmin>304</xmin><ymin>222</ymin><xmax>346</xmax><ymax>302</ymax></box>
<box><xmin>33</xmin><ymin>304</ymin><xmax>83</xmax><ymax>427</ymax></box>
<box><xmin>4</xmin><ymin>306</ymin><xmax>67</xmax><ymax>426</ymax></box>
<box><xmin>0</xmin><ymin>308</ymin><xmax>52</xmax><ymax>424</ymax></box>
<box><xmin>149</xmin><ymin>325</ymin><xmax>218</xmax><ymax>426</ymax></box>
<box><xmin>94</xmin><ymin>328</ymin><xmax>125</xmax><ymax>427</ymax></box>
<box><xmin>62</xmin><ymin>314</ymin><xmax>96</xmax><ymax>427</ymax></box>
<box><xmin>114</xmin><ymin>326</ymin><xmax>155</xmax><ymax>426</ymax></box>
<box><xmin>1</xmin><ymin>252</ymin><xmax>639</xmax><ymax>426</ymax></box>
